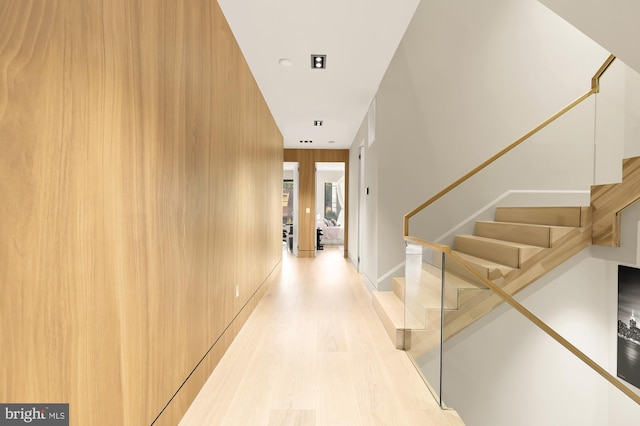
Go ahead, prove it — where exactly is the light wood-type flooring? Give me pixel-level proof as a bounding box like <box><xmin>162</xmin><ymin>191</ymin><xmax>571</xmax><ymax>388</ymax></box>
<box><xmin>180</xmin><ymin>246</ymin><xmax>464</xmax><ymax>425</ymax></box>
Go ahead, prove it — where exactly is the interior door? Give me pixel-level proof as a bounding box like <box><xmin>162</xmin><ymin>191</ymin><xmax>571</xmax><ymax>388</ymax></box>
<box><xmin>358</xmin><ymin>146</ymin><xmax>365</xmax><ymax>273</ymax></box>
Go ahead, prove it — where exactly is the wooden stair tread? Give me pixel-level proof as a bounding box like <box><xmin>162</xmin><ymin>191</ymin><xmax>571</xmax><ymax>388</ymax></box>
<box><xmin>402</xmin><ymin>272</ymin><xmax>457</xmax><ymax>311</ymax></box>
<box><xmin>456</xmin><ymin>234</ymin><xmax>544</xmax><ymax>249</ymax></box>
<box><xmin>450</xmin><ymin>250</ymin><xmax>515</xmax><ymax>270</ymax></box>
<box><xmin>454</xmin><ymin>234</ymin><xmax>545</xmax><ymax>268</ymax></box>
<box><xmin>398</xmin><ymin>264</ymin><xmax>485</xmax><ymax>314</ymax></box>
<box><xmin>421</xmin><ymin>264</ymin><xmax>488</xmax><ymax>310</ymax></box>
<box><xmin>448</xmin><ymin>251</ymin><xmax>514</xmax><ymax>284</ymax></box>
<box><xmin>393</xmin><ymin>155</ymin><xmax>638</xmax><ymax>357</ymax></box>
<box><xmin>380</xmin><ymin>195</ymin><xmax>604</xmax><ymax>353</ymax></box>
<box><xmin>372</xmin><ymin>291</ymin><xmax>424</xmax><ymax>349</ymax></box>
<box><xmin>373</xmin><ymin>292</ymin><xmax>404</xmax><ymax>325</ymax></box>
<box><xmin>405</xmin><ymin>206</ymin><xmax>593</xmax><ymax>357</ymax></box>
<box><xmin>422</xmin><ymin>263</ymin><xmax>481</xmax><ymax>289</ymax></box>
<box><xmin>475</xmin><ymin>220</ymin><xmax>574</xmax><ymax>248</ymax></box>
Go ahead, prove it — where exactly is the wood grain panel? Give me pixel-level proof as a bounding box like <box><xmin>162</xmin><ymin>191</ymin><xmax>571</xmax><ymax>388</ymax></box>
<box><xmin>0</xmin><ymin>1</ymin><xmax>283</xmax><ymax>424</ymax></box>
<box><xmin>283</xmin><ymin>149</ymin><xmax>349</xmax><ymax>258</ymax></box>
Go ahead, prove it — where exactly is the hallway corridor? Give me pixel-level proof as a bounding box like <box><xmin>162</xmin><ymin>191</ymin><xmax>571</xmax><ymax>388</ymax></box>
<box><xmin>180</xmin><ymin>246</ymin><xmax>463</xmax><ymax>425</ymax></box>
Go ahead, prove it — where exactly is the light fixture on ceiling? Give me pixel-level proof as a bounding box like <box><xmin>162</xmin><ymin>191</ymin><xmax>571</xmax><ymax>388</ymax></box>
<box><xmin>278</xmin><ymin>58</ymin><xmax>293</xmax><ymax>67</ymax></box>
<box><xmin>314</xmin><ymin>120</ymin><xmax>323</xmax><ymax>126</ymax></box>
<box><xmin>311</xmin><ymin>54</ymin><xmax>326</xmax><ymax>69</ymax></box>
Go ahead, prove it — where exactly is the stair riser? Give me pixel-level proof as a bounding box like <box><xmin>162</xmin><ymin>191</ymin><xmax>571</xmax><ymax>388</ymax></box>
<box><xmin>455</xmin><ymin>235</ymin><xmax>544</xmax><ymax>269</ymax></box>
<box><xmin>445</xmin><ymin>260</ymin><xmax>492</xmax><ymax>287</ymax></box>
<box><xmin>495</xmin><ymin>206</ymin><xmax>583</xmax><ymax>227</ymax></box>
<box><xmin>392</xmin><ymin>277</ymin><xmax>404</xmax><ymax>301</ymax></box>
<box><xmin>475</xmin><ymin>222</ymin><xmax>553</xmax><ymax>247</ymax></box>
<box><xmin>372</xmin><ymin>295</ymin><xmax>405</xmax><ymax>349</ymax></box>
<box><xmin>405</xmin><ymin>274</ymin><xmax>461</xmax><ymax>310</ymax></box>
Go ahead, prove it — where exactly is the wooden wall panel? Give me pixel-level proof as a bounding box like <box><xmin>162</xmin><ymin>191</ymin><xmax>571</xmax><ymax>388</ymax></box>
<box><xmin>283</xmin><ymin>149</ymin><xmax>349</xmax><ymax>258</ymax></box>
<box><xmin>0</xmin><ymin>1</ymin><xmax>283</xmax><ymax>424</ymax></box>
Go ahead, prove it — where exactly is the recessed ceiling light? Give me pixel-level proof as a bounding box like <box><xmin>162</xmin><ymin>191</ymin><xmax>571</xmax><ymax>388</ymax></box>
<box><xmin>314</xmin><ymin>120</ymin><xmax>323</xmax><ymax>126</ymax></box>
<box><xmin>278</xmin><ymin>58</ymin><xmax>293</xmax><ymax>67</ymax></box>
<box><xmin>311</xmin><ymin>54</ymin><xmax>326</xmax><ymax>69</ymax></box>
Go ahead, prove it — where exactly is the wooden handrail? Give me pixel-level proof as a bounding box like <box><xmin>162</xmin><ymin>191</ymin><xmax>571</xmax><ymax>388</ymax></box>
<box><xmin>403</xmin><ymin>54</ymin><xmax>616</xmax><ymax>237</ymax></box>
<box><xmin>443</xmin><ymin>249</ymin><xmax>640</xmax><ymax>405</ymax></box>
<box><xmin>592</xmin><ymin>54</ymin><xmax>616</xmax><ymax>92</ymax></box>
<box><xmin>404</xmin><ymin>235</ymin><xmax>451</xmax><ymax>253</ymax></box>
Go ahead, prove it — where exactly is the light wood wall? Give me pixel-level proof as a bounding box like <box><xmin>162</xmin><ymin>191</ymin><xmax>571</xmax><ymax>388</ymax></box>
<box><xmin>284</xmin><ymin>149</ymin><xmax>349</xmax><ymax>258</ymax></box>
<box><xmin>0</xmin><ymin>1</ymin><xmax>283</xmax><ymax>424</ymax></box>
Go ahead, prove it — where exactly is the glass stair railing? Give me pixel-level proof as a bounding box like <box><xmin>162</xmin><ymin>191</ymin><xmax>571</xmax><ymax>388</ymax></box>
<box><xmin>401</xmin><ymin>54</ymin><xmax>640</xmax><ymax>422</ymax></box>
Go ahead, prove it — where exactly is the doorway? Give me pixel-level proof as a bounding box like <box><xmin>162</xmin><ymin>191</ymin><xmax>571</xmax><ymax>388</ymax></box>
<box><xmin>315</xmin><ymin>162</ymin><xmax>345</xmax><ymax>254</ymax></box>
<box><xmin>358</xmin><ymin>146</ymin><xmax>365</xmax><ymax>273</ymax></box>
<box><xmin>283</xmin><ymin>162</ymin><xmax>299</xmax><ymax>257</ymax></box>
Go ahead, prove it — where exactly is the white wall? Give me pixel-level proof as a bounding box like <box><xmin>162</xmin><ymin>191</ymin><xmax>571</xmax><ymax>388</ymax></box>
<box><xmin>533</xmin><ymin>1</ymin><xmax>640</xmax><ymax>179</ymax></box>
<box><xmin>349</xmin><ymin>113</ymin><xmax>379</xmax><ymax>290</ymax></box>
<box><xmin>422</xmin><ymin>253</ymin><xmax>640</xmax><ymax>425</ymax></box>
<box><xmin>592</xmin><ymin>58</ymin><xmax>640</xmax><ymax>184</ymax></box>
<box><xmin>625</xmin><ymin>67</ymin><xmax>640</xmax><ymax>159</ymax></box>
<box><xmin>370</xmin><ymin>0</ymin><xmax>611</xmax><ymax>289</ymax></box>
<box><xmin>538</xmin><ymin>0</ymin><xmax>640</xmax><ymax>75</ymax></box>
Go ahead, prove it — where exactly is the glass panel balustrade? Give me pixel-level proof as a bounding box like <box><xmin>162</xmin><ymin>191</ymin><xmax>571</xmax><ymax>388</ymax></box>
<box><xmin>402</xmin><ymin>55</ymin><xmax>640</xmax><ymax>419</ymax></box>
<box><xmin>404</xmin><ymin>242</ymin><xmax>445</xmax><ymax>406</ymax></box>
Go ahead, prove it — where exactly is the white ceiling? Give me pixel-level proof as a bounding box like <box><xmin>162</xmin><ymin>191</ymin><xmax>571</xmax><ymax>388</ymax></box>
<box><xmin>218</xmin><ymin>0</ymin><xmax>420</xmax><ymax>150</ymax></box>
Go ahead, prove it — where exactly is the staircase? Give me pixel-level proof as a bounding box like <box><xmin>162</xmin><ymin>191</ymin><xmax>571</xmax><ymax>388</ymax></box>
<box><xmin>374</xmin><ymin>156</ymin><xmax>640</xmax><ymax>353</ymax></box>
<box><xmin>373</xmin><ymin>206</ymin><xmax>591</xmax><ymax>351</ymax></box>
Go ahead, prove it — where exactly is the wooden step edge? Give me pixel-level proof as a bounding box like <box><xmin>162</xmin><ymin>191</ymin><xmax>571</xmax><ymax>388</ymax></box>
<box><xmin>622</xmin><ymin>156</ymin><xmax>640</xmax><ymax>180</ymax></box>
<box><xmin>423</xmin><ymin>262</ymin><xmax>482</xmax><ymax>290</ymax></box>
<box><xmin>404</xmin><ymin>282</ymin><xmax>457</xmax><ymax>311</ymax></box>
<box><xmin>406</xmin><ymin>265</ymin><xmax>474</xmax><ymax>312</ymax></box>
<box><xmin>475</xmin><ymin>221</ymin><xmax>576</xmax><ymax>247</ymax></box>
<box><xmin>454</xmin><ymin>235</ymin><xmax>521</xmax><ymax>269</ymax></box>
<box><xmin>408</xmin><ymin>269</ymin><xmax>479</xmax><ymax>311</ymax></box>
<box><xmin>495</xmin><ymin>206</ymin><xmax>584</xmax><ymax>227</ymax></box>
<box><xmin>475</xmin><ymin>221</ymin><xmax>552</xmax><ymax>248</ymax></box>
<box><xmin>409</xmin><ymin>221</ymin><xmax>594</xmax><ymax>360</ymax></box>
<box><xmin>457</xmin><ymin>234</ymin><xmax>546</xmax><ymax>250</ymax></box>
<box><xmin>372</xmin><ymin>292</ymin><xmax>424</xmax><ymax>349</ymax></box>
<box><xmin>455</xmin><ymin>235</ymin><xmax>545</xmax><ymax>268</ymax></box>
<box><xmin>456</xmin><ymin>287</ymin><xmax>491</xmax><ymax>307</ymax></box>
<box><xmin>372</xmin><ymin>292</ymin><xmax>404</xmax><ymax>349</ymax></box>
<box><xmin>449</xmin><ymin>251</ymin><xmax>514</xmax><ymax>284</ymax></box>
<box><xmin>392</xmin><ymin>276</ymin><xmax>405</xmax><ymax>301</ymax></box>
<box><xmin>477</xmin><ymin>220</ymin><xmax>577</xmax><ymax>230</ymax></box>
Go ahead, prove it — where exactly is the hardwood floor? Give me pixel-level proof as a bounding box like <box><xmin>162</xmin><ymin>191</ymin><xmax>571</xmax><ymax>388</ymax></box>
<box><xmin>180</xmin><ymin>246</ymin><xmax>464</xmax><ymax>425</ymax></box>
